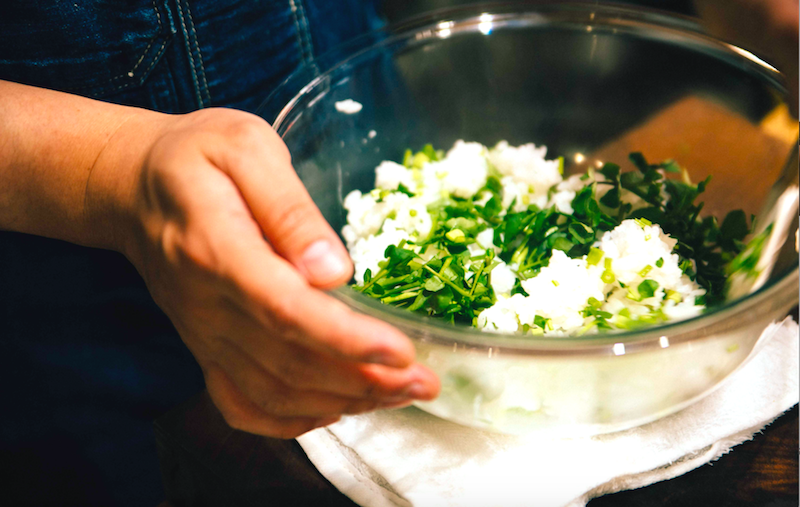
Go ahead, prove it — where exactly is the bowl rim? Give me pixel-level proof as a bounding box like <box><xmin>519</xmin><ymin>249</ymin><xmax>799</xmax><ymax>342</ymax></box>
<box><xmin>265</xmin><ymin>1</ymin><xmax>799</xmax><ymax>355</ymax></box>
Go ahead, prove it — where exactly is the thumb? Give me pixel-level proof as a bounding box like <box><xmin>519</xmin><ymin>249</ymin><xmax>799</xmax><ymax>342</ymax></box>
<box><xmin>209</xmin><ymin>115</ymin><xmax>353</xmax><ymax>289</ymax></box>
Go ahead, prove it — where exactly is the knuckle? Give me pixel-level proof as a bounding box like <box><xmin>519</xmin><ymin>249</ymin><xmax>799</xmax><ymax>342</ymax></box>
<box><xmin>276</xmin><ymin>355</ymin><xmax>316</xmax><ymax>390</ymax></box>
<box><xmin>266</xmin><ymin>197</ymin><xmax>320</xmax><ymax>242</ymax></box>
<box><xmin>355</xmin><ymin>365</ymin><xmax>402</xmax><ymax>398</ymax></box>
<box><xmin>228</xmin><ymin>117</ymin><xmax>264</xmax><ymax>144</ymax></box>
<box><xmin>223</xmin><ymin>115</ymin><xmax>286</xmax><ymax>157</ymax></box>
<box><xmin>160</xmin><ymin>224</ymin><xmax>221</xmax><ymax>277</ymax></box>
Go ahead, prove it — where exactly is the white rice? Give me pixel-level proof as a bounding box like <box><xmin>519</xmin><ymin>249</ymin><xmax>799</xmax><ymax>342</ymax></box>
<box><xmin>342</xmin><ymin>140</ymin><xmax>706</xmax><ymax>335</ymax></box>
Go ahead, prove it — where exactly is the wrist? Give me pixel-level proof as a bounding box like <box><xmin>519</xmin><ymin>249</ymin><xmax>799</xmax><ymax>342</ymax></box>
<box><xmin>84</xmin><ymin>108</ymin><xmax>170</xmax><ymax>258</ymax></box>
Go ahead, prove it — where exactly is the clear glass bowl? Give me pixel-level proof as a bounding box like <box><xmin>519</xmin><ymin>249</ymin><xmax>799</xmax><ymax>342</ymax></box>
<box><xmin>259</xmin><ymin>2</ymin><xmax>799</xmax><ymax>436</ymax></box>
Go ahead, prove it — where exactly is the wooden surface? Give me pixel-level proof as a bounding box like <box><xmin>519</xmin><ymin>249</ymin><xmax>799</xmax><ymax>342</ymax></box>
<box><xmin>585</xmin><ymin>95</ymin><xmax>796</xmax><ymax>219</ymax></box>
<box><xmin>155</xmin><ymin>391</ymin><xmax>798</xmax><ymax>507</ymax></box>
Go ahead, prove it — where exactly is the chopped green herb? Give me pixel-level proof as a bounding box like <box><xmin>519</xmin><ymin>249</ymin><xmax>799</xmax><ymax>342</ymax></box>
<box><xmin>587</xmin><ymin>247</ymin><xmax>604</xmax><ymax>266</ymax></box>
<box><xmin>351</xmin><ymin>145</ymin><xmax>749</xmax><ymax>331</ymax></box>
<box><xmin>637</xmin><ymin>279</ymin><xmax>659</xmax><ymax>299</ymax></box>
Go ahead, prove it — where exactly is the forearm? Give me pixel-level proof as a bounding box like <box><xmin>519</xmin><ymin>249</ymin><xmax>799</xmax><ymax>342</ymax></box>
<box><xmin>0</xmin><ymin>80</ymin><xmax>164</xmax><ymax>251</ymax></box>
<box><xmin>0</xmin><ymin>81</ymin><xmax>438</xmax><ymax>439</ymax></box>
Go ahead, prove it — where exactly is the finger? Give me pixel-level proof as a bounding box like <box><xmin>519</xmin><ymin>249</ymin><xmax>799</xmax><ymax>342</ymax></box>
<box><xmin>204</xmin><ymin>211</ymin><xmax>417</xmax><ymax>368</ymax></box>
<box><xmin>261</xmin><ymin>341</ymin><xmax>441</xmax><ymax>400</ymax></box>
<box><xmin>161</xmin><ymin>145</ymin><xmax>417</xmax><ymax>369</ymax></box>
<box><xmin>216</xmin><ymin>310</ymin><xmax>438</xmax><ymax>399</ymax></box>
<box><xmin>206</xmin><ymin>115</ymin><xmax>353</xmax><ymax>289</ymax></box>
<box><xmin>254</xmin><ymin>257</ymin><xmax>418</xmax><ymax>368</ymax></box>
<box><xmin>205</xmin><ymin>362</ymin><xmax>340</xmax><ymax>439</ymax></box>
<box><xmin>213</xmin><ymin>344</ymin><xmax>415</xmax><ymax>418</ymax></box>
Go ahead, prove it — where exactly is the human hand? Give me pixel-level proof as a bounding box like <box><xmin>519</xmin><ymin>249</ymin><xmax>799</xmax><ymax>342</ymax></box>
<box><xmin>102</xmin><ymin>108</ymin><xmax>440</xmax><ymax>438</ymax></box>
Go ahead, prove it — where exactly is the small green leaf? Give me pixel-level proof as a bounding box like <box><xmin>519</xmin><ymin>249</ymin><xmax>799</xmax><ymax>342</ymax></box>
<box><xmin>408</xmin><ymin>293</ymin><xmax>428</xmax><ymax>311</ymax></box>
<box><xmin>629</xmin><ymin>152</ymin><xmax>649</xmax><ymax>173</ymax></box>
<box><xmin>599</xmin><ymin>162</ymin><xmax>620</xmax><ymax>180</ymax></box>
<box><xmin>424</xmin><ymin>276</ymin><xmax>445</xmax><ymax>292</ymax></box>
<box><xmin>658</xmin><ymin>160</ymin><xmax>681</xmax><ymax>173</ymax></box>
<box><xmin>600</xmin><ymin>187</ymin><xmax>620</xmax><ymax>208</ymax></box>
<box><xmin>396</xmin><ymin>183</ymin><xmax>415</xmax><ymax>197</ymax></box>
<box><xmin>551</xmin><ymin>237</ymin><xmax>574</xmax><ymax>252</ymax></box>
<box><xmin>720</xmin><ymin>210</ymin><xmax>748</xmax><ymax>242</ymax></box>
<box><xmin>638</xmin><ymin>279</ymin><xmax>659</xmax><ymax>299</ymax></box>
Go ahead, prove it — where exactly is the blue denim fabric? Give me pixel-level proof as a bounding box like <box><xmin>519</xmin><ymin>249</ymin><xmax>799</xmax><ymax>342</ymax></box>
<box><xmin>0</xmin><ymin>0</ymin><xmax>381</xmax><ymax>113</ymax></box>
<box><xmin>0</xmin><ymin>1</ymin><xmax>382</xmax><ymax>506</ymax></box>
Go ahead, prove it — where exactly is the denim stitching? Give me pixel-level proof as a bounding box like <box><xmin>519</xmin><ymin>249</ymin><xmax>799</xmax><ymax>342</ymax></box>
<box><xmin>294</xmin><ymin>0</ymin><xmax>314</xmax><ymax>60</ymax></box>
<box><xmin>175</xmin><ymin>0</ymin><xmax>203</xmax><ymax>109</ymax></box>
<box><xmin>70</xmin><ymin>0</ymin><xmax>168</xmax><ymax>93</ymax></box>
<box><xmin>138</xmin><ymin>37</ymin><xmax>170</xmax><ymax>85</ymax></box>
<box><xmin>99</xmin><ymin>35</ymin><xmax>170</xmax><ymax>95</ymax></box>
<box><xmin>294</xmin><ymin>0</ymin><xmax>319</xmax><ymax>75</ymax></box>
<box><xmin>182</xmin><ymin>0</ymin><xmax>211</xmax><ymax>106</ymax></box>
<box><xmin>288</xmin><ymin>0</ymin><xmax>311</xmax><ymax>64</ymax></box>
<box><xmin>126</xmin><ymin>0</ymin><xmax>162</xmax><ymax>75</ymax></box>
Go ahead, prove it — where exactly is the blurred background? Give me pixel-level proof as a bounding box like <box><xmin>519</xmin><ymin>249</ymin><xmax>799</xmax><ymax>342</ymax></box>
<box><xmin>382</xmin><ymin>0</ymin><xmax>696</xmax><ymax>21</ymax></box>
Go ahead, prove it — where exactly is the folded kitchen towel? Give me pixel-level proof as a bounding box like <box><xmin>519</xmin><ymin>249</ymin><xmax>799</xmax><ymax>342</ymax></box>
<box><xmin>297</xmin><ymin>318</ymin><xmax>799</xmax><ymax>507</ymax></box>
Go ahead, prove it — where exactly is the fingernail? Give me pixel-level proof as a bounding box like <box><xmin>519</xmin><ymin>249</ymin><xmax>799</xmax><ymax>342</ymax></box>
<box><xmin>300</xmin><ymin>240</ymin><xmax>349</xmax><ymax>284</ymax></box>
<box><xmin>403</xmin><ymin>382</ymin><xmax>431</xmax><ymax>400</ymax></box>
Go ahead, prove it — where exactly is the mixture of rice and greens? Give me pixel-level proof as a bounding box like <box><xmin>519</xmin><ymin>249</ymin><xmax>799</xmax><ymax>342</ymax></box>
<box><xmin>341</xmin><ymin>141</ymin><xmax>750</xmax><ymax>336</ymax></box>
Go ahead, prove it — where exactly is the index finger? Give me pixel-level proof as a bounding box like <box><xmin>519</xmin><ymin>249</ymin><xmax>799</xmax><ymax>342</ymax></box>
<box><xmin>206</xmin><ymin>114</ymin><xmax>355</xmax><ymax>289</ymax></box>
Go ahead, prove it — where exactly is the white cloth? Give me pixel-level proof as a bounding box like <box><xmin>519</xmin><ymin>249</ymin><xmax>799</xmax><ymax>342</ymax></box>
<box><xmin>298</xmin><ymin>319</ymin><xmax>798</xmax><ymax>507</ymax></box>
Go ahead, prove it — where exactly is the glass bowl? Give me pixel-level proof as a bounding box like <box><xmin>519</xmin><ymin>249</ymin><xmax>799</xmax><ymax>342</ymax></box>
<box><xmin>259</xmin><ymin>1</ymin><xmax>799</xmax><ymax>436</ymax></box>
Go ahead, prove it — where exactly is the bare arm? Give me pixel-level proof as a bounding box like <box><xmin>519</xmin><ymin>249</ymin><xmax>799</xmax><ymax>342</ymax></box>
<box><xmin>0</xmin><ymin>81</ymin><xmax>439</xmax><ymax>438</ymax></box>
<box><xmin>0</xmin><ymin>81</ymin><xmax>156</xmax><ymax>248</ymax></box>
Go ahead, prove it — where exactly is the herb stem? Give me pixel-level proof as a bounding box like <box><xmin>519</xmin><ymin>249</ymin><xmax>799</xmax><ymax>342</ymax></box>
<box><xmin>469</xmin><ymin>261</ymin><xmax>487</xmax><ymax>297</ymax></box>
<box><xmin>422</xmin><ymin>265</ymin><xmax>471</xmax><ymax>297</ymax></box>
<box><xmin>382</xmin><ymin>291</ymin><xmax>421</xmax><ymax>304</ymax></box>
<box><xmin>357</xmin><ymin>269</ymin><xmax>387</xmax><ymax>293</ymax></box>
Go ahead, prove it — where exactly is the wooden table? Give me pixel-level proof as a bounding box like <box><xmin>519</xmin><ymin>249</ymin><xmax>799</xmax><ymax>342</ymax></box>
<box><xmin>155</xmin><ymin>391</ymin><xmax>797</xmax><ymax>507</ymax></box>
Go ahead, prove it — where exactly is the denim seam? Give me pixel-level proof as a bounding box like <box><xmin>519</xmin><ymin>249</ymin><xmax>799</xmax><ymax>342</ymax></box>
<box><xmin>127</xmin><ymin>0</ymin><xmax>162</xmax><ymax>75</ymax></box>
<box><xmin>288</xmin><ymin>0</ymin><xmax>311</xmax><ymax>65</ymax></box>
<box><xmin>70</xmin><ymin>0</ymin><xmax>169</xmax><ymax>94</ymax></box>
<box><xmin>293</xmin><ymin>0</ymin><xmax>315</xmax><ymax>61</ymax></box>
<box><xmin>174</xmin><ymin>0</ymin><xmax>204</xmax><ymax>109</ymax></box>
<box><xmin>182</xmin><ymin>0</ymin><xmax>211</xmax><ymax>106</ymax></box>
<box><xmin>138</xmin><ymin>36</ymin><xmax>170</xmax><ymax>88</ymax></box>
